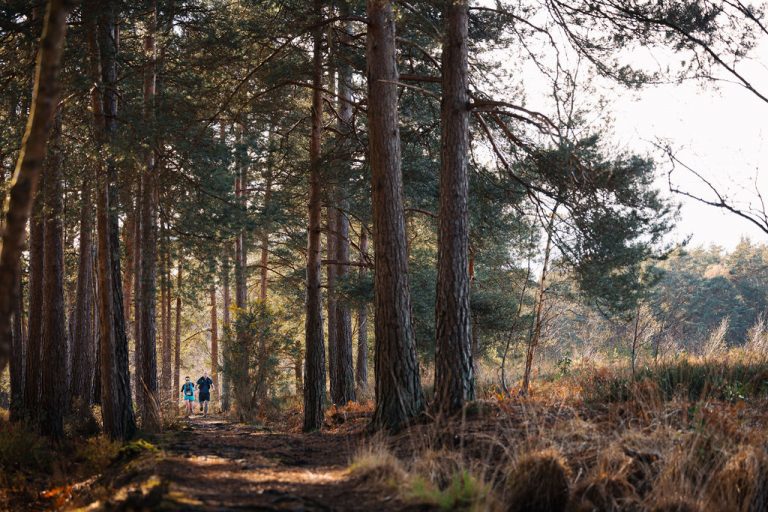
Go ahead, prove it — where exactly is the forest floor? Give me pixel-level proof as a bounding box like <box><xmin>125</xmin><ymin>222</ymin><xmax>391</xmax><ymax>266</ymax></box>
<box><xmin>66</xmin><ymin>412</ymin><xmax>427</xmax><ymax>511</ymax></box>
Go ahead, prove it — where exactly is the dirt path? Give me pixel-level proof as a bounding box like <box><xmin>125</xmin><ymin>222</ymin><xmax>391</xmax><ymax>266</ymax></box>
<box><xmin>103</xmin><ymin>415</ymin><xmax>415</xmax><ymax>511</ymax></box>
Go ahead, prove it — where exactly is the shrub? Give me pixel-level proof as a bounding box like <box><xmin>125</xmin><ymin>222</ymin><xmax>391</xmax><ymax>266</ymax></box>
<box><xmin>505</xmin><ymin>449</ymin><xmax>570</xmax><ymax>512</ymax></box>
<box><xmin>74</xmin><ymin>435</ymin><xmax>121</xmax><ymax>472</ymax></box>
<box><xmin>0</xmin><ymin>421</ymin><xmax>51</xmax><ymax>475</ymax></box>
<box><xmin>223</xmin><ymin>302</ymin><xmax>295</xmax><ymax>421</ymax></box>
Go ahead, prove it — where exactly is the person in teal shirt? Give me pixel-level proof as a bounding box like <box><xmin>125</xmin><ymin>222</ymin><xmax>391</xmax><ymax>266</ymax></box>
<box><xmin>181</xmin><ymin>376</ymin><xmax>195</xmax><ymax>417</ymax></box>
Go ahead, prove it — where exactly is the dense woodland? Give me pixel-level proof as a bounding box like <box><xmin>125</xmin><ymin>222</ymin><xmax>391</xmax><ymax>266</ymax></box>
<box><xmin>1</xmin><ymin>0</ymin><xmax>768</xmax><ymax>510</ymax></box>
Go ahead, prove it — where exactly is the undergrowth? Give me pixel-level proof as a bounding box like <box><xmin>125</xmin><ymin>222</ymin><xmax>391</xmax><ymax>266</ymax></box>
<box><xmin>349</xmin><ymin>353</ymin><xmax>768</xmax><ymax>511</ymax></box>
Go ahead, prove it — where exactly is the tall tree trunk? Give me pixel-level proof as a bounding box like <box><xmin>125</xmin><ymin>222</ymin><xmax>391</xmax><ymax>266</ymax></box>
<box><xmin>356</xmin><ymin>229</ymin><xmax>368</xmax><ymax>393</ymax></box>
<box><xmin>161</xmin><ymin>226</ymin><xmax>172</xmax><ymax>402</ymax></box>
<box><xmin>221</xmin><ymin>253</ymin><xmax>231</xmax><ymax>411</ymax></box>
<box><xmin>521</xmin><ymin>205</ymin><xmax>558</xmax><ymax>396</ymax></box>
<box><xmin>366</xmin><ymin>0</ymin><xmax>424</xmax><ymax>432</ymax></box>
<box><xmin>259</xmin><ymin>139</ymin><xmax>272</xmax><ymax>302</ymax></box>
<box><xmin>40</xmin><ymin>113</ymin><xmax>66</xmax><ymax>439</ymax></box>
<box><xmin>434</xmin><ymin>0</ymin><xmax>474</xmax><ymax>416</ymax></box>
<box><xmin>173</xmin><ymin>260</ymin><xmax>182</xmax><ymax>409</ymax></box>
<box><xmin>233</xmin><ymin>128</ymin><xmax>248</xmax><ymax>416</ymax></box>
<box><xmin>24</xmin><ymin>192</ymin><xmax>44</xmax><ymax>421</ymax></box>
<box><xmin>0</xmin><ymin>0</ymin><xmax>75</xmax><ymax>373</ymax></box>
<box><xmin>326</xmin><ymin>196</ymin><xmax>339</xmax><ymax>403</ymax></box>
<box><xmin>9</xmin><ymin>264</ymin><xmax>24</xmax><ymax>422</ymax></box>
<box><xmin>334</xmin><ymin>17</ymin><xmax>355</xmax><ymax>404</ymax></box>
<box><xmin>132</xmin><ymin>191</ymin><xmax>142</xmax><ymax>402</ymax></box>
<box><xmin>94</xmin><ymin>0</ymin><xmax>136</xmax><ymax>440</ymax></box>
<box><xmin>71</xmin><ymin>173</ymin><xmax>96</xmax><ymax>406</ymax></box>
<box><xmin>122</xmin><ymin>197</ymin><xmax>135</xmax><ymax>339</ymax></box>
<box><xmin>210</xmin><ymin>283</ymin><xmax>218</xmax><ymax>403</ymax></box>
<box><xmin>138</xmin><ymin>0</ymin><xmax>160</xmax><ymax>431</ymax></box>
<box><xmin>303</xmin><ymin>0</ymin><xmax>326</xmax><ymax>432</ymax></box>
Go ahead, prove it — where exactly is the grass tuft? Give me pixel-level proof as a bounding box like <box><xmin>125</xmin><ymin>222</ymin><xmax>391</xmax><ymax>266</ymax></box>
<box><xmin>505</xmin><ymin>449</ymin><xmax>570</xmax><ymax>512</ymax></box>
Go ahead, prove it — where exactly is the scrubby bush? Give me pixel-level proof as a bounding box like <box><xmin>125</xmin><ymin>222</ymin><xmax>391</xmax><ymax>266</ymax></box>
<box><xmin>0</xmin><ymin>421</ymin><xmax>52</xmax><ymax>476</ymax></box>
<box><xmin>223</xmin><ymin>302</ymin><xmax>296</xmax><ymax>421</ymax></box>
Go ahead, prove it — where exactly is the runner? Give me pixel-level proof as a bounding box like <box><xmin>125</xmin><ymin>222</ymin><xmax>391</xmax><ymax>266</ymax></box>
<box><xmin>181</xmin><ymin>376</ymin><xmax>195</xmax><ymax>417</ymax></box>
<box><xmin>197</xmin><ymin>371</ymin><xmax>214</xmax><ymax>416</ymax></box>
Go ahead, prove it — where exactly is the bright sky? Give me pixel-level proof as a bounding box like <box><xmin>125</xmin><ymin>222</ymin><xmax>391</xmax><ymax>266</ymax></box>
<box><xmin>478</xmin><ymin>2</ymin><xmax>768</xmax><ymax>250</ymax></box>
<box><xmin>603</xmin><ymin>44</ymin><xmax>768</xmax><ymax>250</ymax></box>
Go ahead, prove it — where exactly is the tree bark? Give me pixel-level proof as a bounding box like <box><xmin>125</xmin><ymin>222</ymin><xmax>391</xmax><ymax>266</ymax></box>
<box><xmin>9</xmin><ymin>263</ymin><xmax>24</xmax><ymax>422</ymax></box>
<box><xmin>173</xmin><ymin>260</ymin><xmax>182</xmax><ymax>408</ymax></box>
<box><xmin>433</xmin><ymin>0</ymin><xmax>474</xmax><ymax>416</ymax></box>
<box><xmin>161</xmin><ymin>226</ymin><xmax>172</xmax><ymax>402</ymax></box>
<box><xmin>303</xmin><ymin>0</ymin><xmax>326</xmax><ymax>432</ymax></box>
<box><xmin>259</xmin><ymin>136</ymin><xmax>272</xmax><ymax>302</ymax></box>
<box><xmin>210</xmin><ymin>283</ymin><xmax>219</xmax><ymax>403</ymax></box>
<box><xmin>334</xmin><ymin>19</ymin><xmax>355</xmax><ymax>404</ymax></box>
<box><xmin>221</xmin><ymin>253</ymin><xmax>231</xmax><ymax>411</ymax></box>
<box><xmin>132</xmin><ymin>188</ymin><xmax>142</xmax><ymax>403</ymax></box>
<box><xmin>71</xmin><ymin>172</ymin><xmax>96</xmax><ymax>406</ymax></box>
<box><xmin>366</xmin><ymin>0</ymin><xmax>424</xmax><ymax>432</ymax></box>
<box><xmin>24</xmin><ymin>191</ymin><xmax>44</xmax><ymax>421</ymax></box>
<box><xmin>94</xmin><ymin>0</ymin><xmax>136</xmax><ymax>440</ymax></box>
<box><xmin>326</xmin><ymin>194</ymin><xmax>338</xmax><ymax>403</ymax></box>
<box><xmin>138</xmin><ymin>0</ymin><xmax>160</xmax><ymax>431</ymax></box>
<box><xmin>40</xmin><ymin>112</ymin><xmax>67</xmax><ymax>439</ymax></box>
<box><xmin>0</xmin><ymin>0</ymin><xmax>75</xmax><ymax>374</ymax></box>
<box><xmin>356</xmin><ymin>229</ymin><xmax>368</xmax><ymax>393</ymax></box>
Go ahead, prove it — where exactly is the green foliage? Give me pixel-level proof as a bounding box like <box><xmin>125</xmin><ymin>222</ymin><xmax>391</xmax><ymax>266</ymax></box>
<box><xmin>224</xmin><ymin>302</ymin><xmax>296</xmax><ymax>420</ymax></box>
<box><xmin>579</xmin><ymin>358</ymin><xmax>768</xmax><ymax>405</ymax></box>
<box><xmin>118</xmin><ymin>439</ymin><xmax>160</xmax><ymax>461</ymax></box>
<box><xmin>407</xmin><ymin>471</ymin><xmax>489</xmax><ymax>511</ymax></box>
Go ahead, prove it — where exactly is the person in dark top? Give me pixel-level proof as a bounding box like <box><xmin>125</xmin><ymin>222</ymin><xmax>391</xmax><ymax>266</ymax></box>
<box><xmin>197</xmin><ymin>371</ymin><xmax>214</xmax><ymax>416</ymax></box>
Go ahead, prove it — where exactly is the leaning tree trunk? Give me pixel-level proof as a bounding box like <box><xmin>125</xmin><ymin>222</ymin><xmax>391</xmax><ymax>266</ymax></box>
<box><xmin>71</xmin><ymin>173</ymin><xmax>96</xmax><ymax>407</ymax></box>
<box><xmin>40</xmin><ymin>113</ymin><xmax>67</xmax><ymax>439</ymax></box>
<box><xmin>24</xmin><ymin>192</ymin><xmax>44</xmax><ymax>421</ymax></box>
<box><xmin>93</xmin><ymin>0</ymin><xmax>136</xmax><ymax>440</ymax></box>
<box><xmin>356</xmin><ymin>229</ymin><xmax>369</xmax><ymax>393</ymax></box>
<box><xmin>433</xmin><ymin>0</ymin><xmax>474</xmax><ymax>416</ymax></box>
<box><xmin>521</xmin><ymin>204</ymin><xmax>558</xmax><ymax>396</ymax></box>
<box><xmin>334</xmin><ymin>17</ymin><xmax>356</xmax><ymax>405</ymax></box>
<box><xmin>367</xmin><ymin>0</ymin><xmax>425</xmax><ymax>432</ymax></box>
<box><xmin>303</xmin><ymin>0</ymin><xmax>326</xmax><ymax>432</ymax></box>
<box><xmin>0</xmin><ymin>0</ymin><xmax>75</xmax><ymax>374</ymax></box>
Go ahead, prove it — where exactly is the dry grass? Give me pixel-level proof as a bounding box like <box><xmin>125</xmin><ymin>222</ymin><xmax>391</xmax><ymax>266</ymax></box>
<box><xmin>348</xmin><ymin>353</ymin><xmax>768</xmax><ymax>511</ymax></box>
